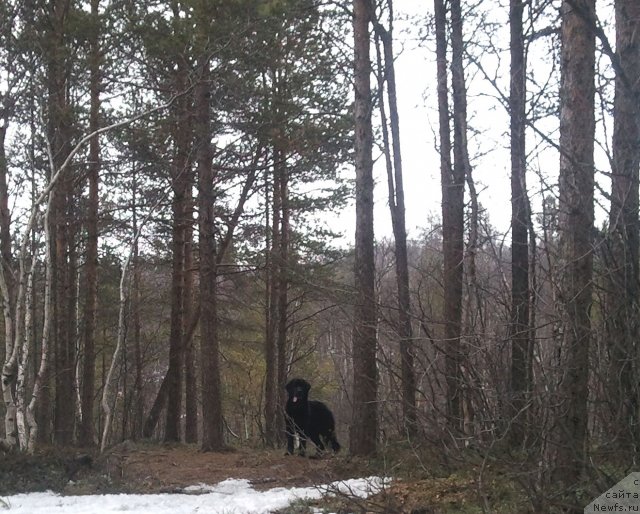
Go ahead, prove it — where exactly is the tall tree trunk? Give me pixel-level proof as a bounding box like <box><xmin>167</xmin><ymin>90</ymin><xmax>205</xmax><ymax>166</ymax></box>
<box><xmin>264</xmin><ymin>150</ymin><xmax>281</xmax><ymax>448</ymax></box>
<box><xmin>0</xmin><ymin>129</ymin><xmax>9</xmax><ymax>274</ymax></box>
<box><xmin>607</xmin><ymin>0</ymin><xmax>640</xmax><ymax>453</ymax></box>
<box><xmin>373</xmin><ymin>13</ymin><xmax>416</xmax><ymax>437</ymax></box>
<box><xmin>79</xmin><ymin>0</ymin><xmax>101</xmax><ymax>448</ymax></box>
<box><xmin>183</xmin><ymin>189</ymin><xmax>198</xmax><ymax>444</ymax></box>
<box><xmin>164</xmin><ymin>186</ymin><xmax>185</xmax><ymax>442</ymax></box>
<box><xmin>164</xmin><ymin>2</ymin><xmax>192</xmax><ymax>443</ymax></box>
<box><xmin>0</xmin><ymin>125</ymin><xmax>13</xmax><ymax>318</ymax></box>
<box><xmin>131</xmin><ymin>167</ymin><xmax>143</xmax><ymax>440</ymax></box>
<box><xmin>265</xmin><ymin>65</ymin><xmax>288</xmax><ymax>448</ymax></box>
<box><xmin>0</xmin><ymin>107</ymin><xmax>17</xmax><ymax>451</ymax></box>
<box><xmin>196</xmin><ymin>60</ymin><xmax>224</xmax><ymax>451</ymax></box>
<box><xmin>48</xmin><ymin>0</ymin><xmax>75</xmax><ymax>447</ymax></box>
<box><xmin>508</xmin><ymin>0</ymin><xmax>531</xmax><ymax>447</ymax></box>
<box><xmin>350</xmin><ymin>0</ymin><xmax>378</xmax><ymax>457</ymax></box>
<box><xmin>434</xmin><ymin>0</ymin><xmax>454</xmax><ymax>432</ymax></box>
<box><xmin>555</xmin><ymin>0</ymin><xmax>595</xmax><ymax>491</ymax></box>
<box><xmin>276</xmin><ymin>147</ymin><xmax>289</xmax><ymax>445</ymax></box>
<box><xmin>441</xmin><ymin>0</ymin><xmax>466</xmax><ymax>432</ymax></box>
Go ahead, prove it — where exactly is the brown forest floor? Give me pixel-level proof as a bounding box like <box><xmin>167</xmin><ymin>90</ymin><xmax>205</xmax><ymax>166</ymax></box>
<box><xmin>0</xmin><ymin>442</ymin><xmax>357</xmax><ymax>494</ymax></box>
<box><xmin>99</xmin><ymin>442</ymin><xmax>355</xmax><ymax>493</ymax></box>
<box><xmin>0</xmin><ymin>441</ymin><xmax>536</xmax><ymax>512</ymax></box>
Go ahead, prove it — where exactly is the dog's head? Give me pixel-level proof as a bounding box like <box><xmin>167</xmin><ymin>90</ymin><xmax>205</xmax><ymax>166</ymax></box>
<box><xmin>285</xmin><ymin>378</ymin><xmax>311</xmax><ymax>405</ymax></box>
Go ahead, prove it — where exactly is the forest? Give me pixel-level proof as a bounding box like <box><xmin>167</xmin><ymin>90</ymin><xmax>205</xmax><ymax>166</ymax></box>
<box><xmin>0</xmin><ymin>0</ymin><xmax>638</xmax><ymax>512</ymax></box>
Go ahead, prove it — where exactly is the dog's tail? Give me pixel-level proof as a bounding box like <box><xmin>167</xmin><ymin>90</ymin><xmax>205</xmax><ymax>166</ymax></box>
<box><xmin>328</xmin><ymin>429</ymin><xmax>341</xmax><ymax>453</ymax></box>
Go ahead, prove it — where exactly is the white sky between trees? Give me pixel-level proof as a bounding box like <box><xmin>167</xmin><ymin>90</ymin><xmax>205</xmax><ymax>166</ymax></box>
<box><xmin>1</xmin><ymin>0</ymin><xmax>616</xmax><ymax>248</ymax></box>
<box><xmin>344</xmin><ymin>0</ymin><xmax>615</xmax><ymax>244</ymax></box>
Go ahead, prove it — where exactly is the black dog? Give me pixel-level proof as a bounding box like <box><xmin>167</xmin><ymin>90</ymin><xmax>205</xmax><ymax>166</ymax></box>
<box><xmin>285</xmin><ymin>378</ymin><xmax>341</xmax><ymax>457</ymax></box>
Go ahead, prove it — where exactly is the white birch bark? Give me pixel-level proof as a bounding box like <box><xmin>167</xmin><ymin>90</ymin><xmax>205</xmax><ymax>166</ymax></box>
<box><xmin>16</xmin><ymin>256</ymin><xmax>37</xmax><ymax>448</ymax></box>
<box><xmin>0</xmin><ymin>263</ymin><xmax>16</xmax><ymax>451</ymax></box>
<box><xmin>26</xmin><ymin>201</ymin><xmax>54</xmax><ymax>453</ymax></box>
<box><xmin>100</xmin><ymin>194</ymin><xmax>166</xmax><ymax>452</ymax></box>
<box><xmin>0</xmin><ymin>96</ymin><xmax>182</xmax><ymax>452</ymax></box>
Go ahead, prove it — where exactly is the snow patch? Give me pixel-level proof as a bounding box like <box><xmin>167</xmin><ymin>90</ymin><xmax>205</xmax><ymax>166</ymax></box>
<box><xmin>0</xmin><ymin>476</ymin><xmax>388</xmax><ymax>513</ymax></box>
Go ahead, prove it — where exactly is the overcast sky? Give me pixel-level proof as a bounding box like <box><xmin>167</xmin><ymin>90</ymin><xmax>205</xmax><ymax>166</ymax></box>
<box><xmin>350</xmin><ymin>0</ymin><xmax>616</xmax><ymax>245</ymax></box>
<box><xmin>331</xmin><ymin>0</ymin><xmax>517</xmax><ymax>244</ymax></box>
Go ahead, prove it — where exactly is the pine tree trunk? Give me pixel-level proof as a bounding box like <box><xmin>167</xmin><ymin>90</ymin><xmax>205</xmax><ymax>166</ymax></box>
<box><xmin>607</xmin><ymin>0</ymin><xmax>640</xmax><ymax>453</ymax></box>
<box><xmin>49</xmin><ymin>0</ymin><xmax>75</xmax><ymax>446</ymax></box>
<box><xmin>276</xmin><ymin>148</ymin><xmax>289</xmax><ymax>445</ymax></box>
<box><xmin>79</xmin><ymin>0</ymin><xmax>101</xmax><ymax>447</ymax></box>
<box><xmin>131</xmin><ymin>170</ymin><xmax>144</xmax><ymax>440</ymax></box>
<box><xmin>555</xmin><ymin>0</ymin><xmax>595</xmax><ymax>490</ymax></box>
<box><xmin>164</xmin><ymin>187</ymin><xmax>186</xmax><ymax>442</ymax></box>
<box><xmin>164</xmin><ymin>3</ymin><xmax>194</xmax><ymax>443</ymax></box>
<box><xmin>196</xmin><ymin>61</ymin><xmax>224</xmax><ymax>451</ymax></box>
<box><xmin>350</xmin><ymin>0</ymin><xmax>378</xmax><ymax>457</ymax></box>
<box><xmin>183</xmin><ymin>191</ymin><xmax>198</xmax><ymax>444</ymax></box>
<box><xmin>264</xmin><ymin>149</ymin><xmax>281</xmax><ymax>448</ymax></box>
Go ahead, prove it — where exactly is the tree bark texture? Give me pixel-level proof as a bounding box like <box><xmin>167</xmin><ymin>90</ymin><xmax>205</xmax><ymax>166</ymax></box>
<box><xmin>555</xmin><ymin>0</ymin><xmax>595</xmax><ymax>489</ymax></box>
<box><xmin>164</xmin><ymin>45</ymin><xmax>191</xmax><ymax>442</ymax></box>
<box><xmin>509</xmin><ymin>0</ymin><xmax>531</xmax><ymax>447</ymax></box>
<box><xmin>196</xmin><ymin>60</ymin><xmax>225</xmax><ymax>451</ymax></box>
<box><xmin>48</xmin><ymin>0</ymin><xmax>75</xmax><ymax>446</ymax></box>
<box><xmin>275</xmin><ymin>147</ymin><xmax>289</xmax><ymax>445</ymax></box>
<box><xmin>442</xmin><ymin>0</ymin><xmax>466</xmax><ymax>432</ymax></box>
<box><xmin>434</xmin><ymin>0</ymin><xmax>454</xmax><ymax>429</ymax></box>
<box><xmin>0</xmin><ymin>104</ymin><xmax>17</xmax><ymax>451</ymax></box>
<box><xmin>606</xmin><ymin>0</ymin><xmax>640</xmax><ymax>452</ymax></box>
<box><xmin>350</xmin><ymin>0</ymin><xmax>378</xmax><ymax>457</ymax></box>
<box><xmin>0</xmin><ymin>125</ymin><xmax>14</xmax><ymax>334</ymax></box>
<box><xmin>131</xmin><ymin>171</ymin><xmax>144</xmax><ymax>440</ymax></box>
<box><xmin>183</xmin><ymin>189</ymin><xmax>198</xmax><ymax>444</ymax></box>
<box><xmin>79</xmin><ymin>0</ymin><xmax>100</xmax><ymax>447</ymax></box>
<box><xmin>264</xmin><ymin>63</ymin><xmax>289</xmax><ymax>448</ymax></box>
<box><xmin>264</xmin><ymin>141</ymin><xmax>281</xmax><ymax>447</ymax></box>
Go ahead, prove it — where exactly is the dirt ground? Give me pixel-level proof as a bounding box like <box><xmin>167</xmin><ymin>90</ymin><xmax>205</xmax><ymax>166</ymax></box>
<box><xmin>0</xmin><ymin>442</ymin><xmax>528</xmax><ymax>512</ymax></box>
<box><xmin>97</xmin><ymin>442</ymin><xmax>355</xmax><ymax>493</ymax></box>
<box><xmin>0</xmin><ymin>442</ymin><xmax>369</xmax><ymax>497</ymax></box>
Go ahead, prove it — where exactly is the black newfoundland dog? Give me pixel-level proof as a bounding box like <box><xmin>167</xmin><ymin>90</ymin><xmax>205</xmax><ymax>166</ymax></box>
<box><xmin>284</xmin><ymin>378</ymin><xmax>341</xmax><ymax>457</ymax></box>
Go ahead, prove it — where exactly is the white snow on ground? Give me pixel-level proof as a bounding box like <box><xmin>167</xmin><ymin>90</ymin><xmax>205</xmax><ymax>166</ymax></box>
<box><xmin>0</xmin><ymin>476</ymin><xmax>387</xmax><ymax>513</ymax></box>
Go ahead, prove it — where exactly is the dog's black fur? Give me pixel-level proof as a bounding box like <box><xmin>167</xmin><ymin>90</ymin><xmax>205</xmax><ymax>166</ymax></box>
<box><xmin>284</xmin><ymin>378</ymin><xmax>341</xmax><ymax>457</ymax></box>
